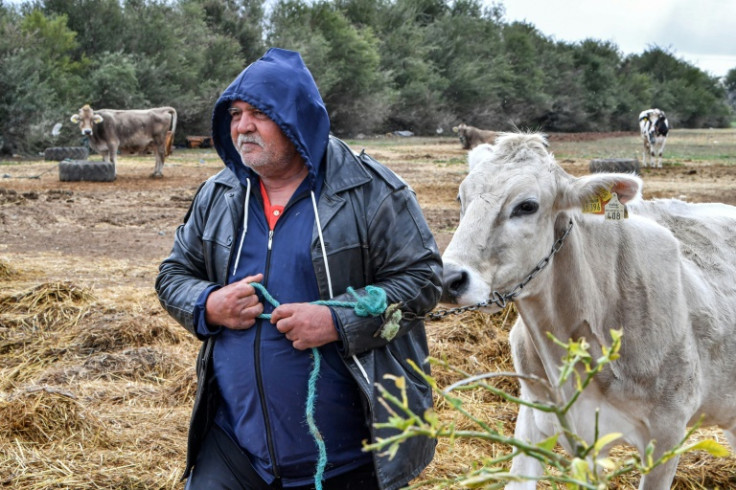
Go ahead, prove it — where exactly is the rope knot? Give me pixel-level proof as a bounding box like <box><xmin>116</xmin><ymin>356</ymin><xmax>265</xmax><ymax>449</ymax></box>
<box><xmin>347</xmin><ymin>285</ymin><xmax>387</xmax><ymax>317</ymax></box>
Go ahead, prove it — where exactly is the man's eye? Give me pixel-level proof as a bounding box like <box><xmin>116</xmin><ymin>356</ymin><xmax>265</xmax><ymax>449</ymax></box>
<box><xmin>228</xmin><ymin>108</ymin><xmax>241</xmax><ymax>118</ymax></box>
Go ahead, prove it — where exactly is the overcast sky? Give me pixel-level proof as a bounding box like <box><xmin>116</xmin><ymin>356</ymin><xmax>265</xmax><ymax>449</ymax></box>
<box><xmin>496</xmin><ymin>0</ymin><xmax>736</xmax><ymax>78</ymax></box>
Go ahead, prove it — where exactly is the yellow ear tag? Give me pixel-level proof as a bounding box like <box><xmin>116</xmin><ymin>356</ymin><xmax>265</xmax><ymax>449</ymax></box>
<box><xmin>604</xmin><ymin>192</ymin><xmax>628</xmax><ymax>220</ymax></box>
<box><xmin>582</xmin><ymin>188</ymin><xmax>612</xmax><ymax>214</ymax></box>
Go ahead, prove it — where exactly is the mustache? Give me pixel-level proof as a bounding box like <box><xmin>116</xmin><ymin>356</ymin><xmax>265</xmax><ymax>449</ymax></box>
<box><xmin>235</xmin><ymin>134</ymin><xmax>264</xmax><ymax>149</ymax></box>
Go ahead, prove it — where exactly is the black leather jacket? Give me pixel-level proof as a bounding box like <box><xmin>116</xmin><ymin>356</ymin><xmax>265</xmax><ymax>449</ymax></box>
<box><xmin>156</xmin><ymin>136</ymin><xmax>442</xmax><ymax>489</ymax></box>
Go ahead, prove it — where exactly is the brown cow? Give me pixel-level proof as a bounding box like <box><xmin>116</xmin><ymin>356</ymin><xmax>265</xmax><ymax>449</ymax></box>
<box><xmin>452</xmin><ymin>123</ymin><xmax>498</xmax><ymax>149</ymax></box>
<box><xmin>70</xmin><ymin>104</ymin><xmax>177</xmax><ymax>178</ymax></box>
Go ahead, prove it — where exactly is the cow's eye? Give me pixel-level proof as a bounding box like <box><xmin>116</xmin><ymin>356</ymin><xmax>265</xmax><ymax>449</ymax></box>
<box><xmin>511</xmin><ymin>199</ymin><xmax>538</xmax><ymax>217</ymax></box>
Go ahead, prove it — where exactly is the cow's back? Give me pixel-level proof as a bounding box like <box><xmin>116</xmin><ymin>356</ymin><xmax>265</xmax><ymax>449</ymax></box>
<box><xmin>630</xmin><ymin>199</ymin><xmax>736</xmax><ymax>420</ymax></box>
<box><xmin>630</xmin><ymin>199</ymin><xmax>736</xmax><ymax>291</ymax></box>
<box><xmin>96</xmin><ymin>108</ymin><xmax>174</xmax><ymax>150</ymax></box>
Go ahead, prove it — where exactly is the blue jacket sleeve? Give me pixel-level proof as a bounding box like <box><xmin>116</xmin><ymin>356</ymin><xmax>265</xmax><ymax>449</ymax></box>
<box><xmin>193</xmin><ymin>284</ymin><xmax>224</xmax><ymax>337</ymax></box>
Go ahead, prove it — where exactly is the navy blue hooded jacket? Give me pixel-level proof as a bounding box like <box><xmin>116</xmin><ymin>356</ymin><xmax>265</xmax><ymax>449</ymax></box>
<box><xmin>198</xmin><ymin>48</ymin><xmax>370</xmax><ymax>485</ymax></box>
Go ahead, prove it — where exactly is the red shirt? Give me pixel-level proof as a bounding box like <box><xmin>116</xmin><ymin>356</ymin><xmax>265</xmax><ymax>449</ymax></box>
<box><xmin>260</xmin><ymin>180</ymin><xmax>284</xmax><ymax>230</ymax></box>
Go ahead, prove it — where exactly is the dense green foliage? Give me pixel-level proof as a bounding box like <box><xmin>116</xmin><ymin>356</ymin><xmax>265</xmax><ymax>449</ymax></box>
<box><xmin>0</xmin><ymin>0</ymin><xmax>732</xmax><ymax>154</ymax></box>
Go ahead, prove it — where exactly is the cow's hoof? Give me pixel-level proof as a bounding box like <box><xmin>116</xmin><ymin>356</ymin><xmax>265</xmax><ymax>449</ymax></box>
<box><xmin>589</xmin><ymin>158</ymin><xmax>640</xmax><ymax>175</ymax></box>
<box><xmin>150</xmin><ymin>173</ymin><xmax>164</xmax><ymax>179</ymax></box>
<box><xmin>44</xmin><ymin>146</ymin><xmax>89</xmax><ymax>161</ymax></box>
<box><xmin>59</xmin><ymin>160</ymin><xmax>116</xmax><ymax>182</ymax></box>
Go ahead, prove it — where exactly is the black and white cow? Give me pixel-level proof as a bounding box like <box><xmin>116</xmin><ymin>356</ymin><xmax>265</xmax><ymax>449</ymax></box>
<box><xmin>70</xmin><ymin>104</ymin><xmax>177</xmax><ymax>178</ymax></box>
<box><xmin>638</xmin><ymin>108</ymin><xmax>669</xmax><ymax>168</ymax></box>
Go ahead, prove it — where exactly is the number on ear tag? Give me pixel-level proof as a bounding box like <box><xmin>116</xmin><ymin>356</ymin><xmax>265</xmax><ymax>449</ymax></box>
<box><xmin>582</xmin><ymin>188</ymin><xmax>612</xmax><ymax>214</ymax></box>
<box><xmin>604</xmin><ymin>193</ymin><xmax>627</xmax><ymax>220</ymax></box>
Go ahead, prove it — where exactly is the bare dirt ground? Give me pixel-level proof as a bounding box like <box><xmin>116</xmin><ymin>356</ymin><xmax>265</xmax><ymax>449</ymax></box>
<box><xmin>2</xmin><ymin>131</ymin><xmax>735</xmax><ymax>270</ymax></box>
<box><xmin>1</xmin><ymin>131</ymin><xmax>735</xmax><ymax>488</ymax></box>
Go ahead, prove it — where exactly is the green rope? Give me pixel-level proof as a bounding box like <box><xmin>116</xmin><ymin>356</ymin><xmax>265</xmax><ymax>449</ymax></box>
<box><xmin>250</xmin><ymin>282</ymin><xmax>398</xmax><ymax>489</ymax></box>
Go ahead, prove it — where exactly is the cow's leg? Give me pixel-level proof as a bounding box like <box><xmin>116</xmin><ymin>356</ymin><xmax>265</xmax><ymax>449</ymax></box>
<box><xmin>109</xmin><ymin>143</ymin><xmax>118</xmax><ymax>177</ymax></box>
<box><xmin>152</xmin><ymin>145</ymin><xmax>165</xmax><ymax>178</ymax></box>
<box><xmin>637</xmin><ymin>454</ymin><xmax>680</xmax><ymax>490</ymax></box>
<box><xmin>724</xmin><ymin>427</ymin><xmax>736</xmax><ymax>452</ymax></box>
<box><xmin>656</xmin><ymin>138</ymin><xmax>667</xmax><ymax>168</ymax></box>
<box><xmin>635</xmin><ymin>422</ymin><xmax>685</xmax><ymax>490</ymax></box>
<box><xmin>505</xmin><ymin>401</ymin><xmax>551</xmax><ymax>489</ymax></box>
<box><xmin>642</xmin><ymin>141</ymin><xmax>651</xmax><ymax>168</ymax></box>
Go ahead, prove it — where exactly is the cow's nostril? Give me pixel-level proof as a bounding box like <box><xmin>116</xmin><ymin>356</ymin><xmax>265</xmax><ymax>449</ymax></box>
<box><xmin>448</xmin><ymin>272</ymin><xmax>467</xmax><ymax>295</ymax></box>
<box><xmin>441</xmin><ymin>266</ymin><xmax>468</xmax><ymax>303</ymax></box>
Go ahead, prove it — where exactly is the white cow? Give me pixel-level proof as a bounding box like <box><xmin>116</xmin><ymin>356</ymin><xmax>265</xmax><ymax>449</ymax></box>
<box><xmin>441</xmin><ymin>133</ymin><xmax>736</xmax><ymax>489</ymax></box>
<box><xmin>639</xmin><ymin>108</ymin><xmax>669</xmax><ymax>168</ymax></box>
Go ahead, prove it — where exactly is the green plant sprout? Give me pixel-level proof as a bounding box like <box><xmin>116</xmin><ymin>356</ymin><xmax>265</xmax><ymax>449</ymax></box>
<box><xmin>364</xmin><ymin>330</ymin><xmax>729</xmax><ymax>489</ymax></box>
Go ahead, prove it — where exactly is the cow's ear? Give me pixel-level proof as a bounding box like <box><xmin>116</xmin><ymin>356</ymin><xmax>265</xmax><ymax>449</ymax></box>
<box><xmin>93</xmin><ymin>114</ymin><xmax>103</xmax><ymax>124</ymax></box>
<box><xmin>561</xmin><ymin>173</ymin><xmax>642</xmax><ymax>209</ymax></box>
<box><xmin>70</xmin><ymin>114</ymin><xmax>79</xmax><ymax>123</ymax></box>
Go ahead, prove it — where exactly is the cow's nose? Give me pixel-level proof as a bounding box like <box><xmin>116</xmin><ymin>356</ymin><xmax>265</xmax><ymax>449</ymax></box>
<box><xmin>441</xmin><ymin>264</ymin><xmax>468</xmax><ymax>304</ymax></box>
<box><xmin>82</xmin><ymin>129</ymin><xmax>92</xmax><ymax>135</ymax></box>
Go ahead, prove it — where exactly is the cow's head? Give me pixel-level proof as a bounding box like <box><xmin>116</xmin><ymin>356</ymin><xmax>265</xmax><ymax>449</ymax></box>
<box><xmin>441</xmin><ymin>132</ymin><xmax>642</xmax><ymax>310</ymax></box>
<box><xmin>70</xmin><ymin>104</ymin><xmax>103</xmax><ymax>136</ymax></box>
<box><xmin>654</xmin><ymin>113</ymin><xmax>669</xmax><ymax>137</ymax></box>
<box><xmin>452</xmin><ymin>123</ymin><xmax>470</xmax><ymax>149</ymax></box>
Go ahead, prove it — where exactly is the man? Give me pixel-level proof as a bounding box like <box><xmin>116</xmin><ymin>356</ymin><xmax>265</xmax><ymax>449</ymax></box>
<box><xmin>155</xmin><ymin>48</ymin><xmax>442</xmax><ymax>489</ymax></box>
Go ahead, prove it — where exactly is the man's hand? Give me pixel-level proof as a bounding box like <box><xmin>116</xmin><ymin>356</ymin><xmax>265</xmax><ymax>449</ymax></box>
<box><xmin>205</xmin><ymin>274</ymin><xmax>264</xmax><ymax>330</ymax></box>
<box><xmin>270</xmin><ymin>303</ymin><xmax>338</xmax><ymax>350</ymax></box>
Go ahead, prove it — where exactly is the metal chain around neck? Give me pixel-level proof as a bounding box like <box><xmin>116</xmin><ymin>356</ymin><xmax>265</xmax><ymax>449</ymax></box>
<box><xmin>425</xmin><ymin>218</ymin><xmax>574</xmax><ymax>321</ymax></box>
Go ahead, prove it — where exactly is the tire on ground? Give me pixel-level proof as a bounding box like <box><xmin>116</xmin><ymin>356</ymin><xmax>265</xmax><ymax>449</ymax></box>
<box><xmin>59</xmin><ymin>160</ymin><xmax>116</xmax><ymax>182</ymax></box>
<box><xmin>44</xmin><ymin>146</ymin><xmax>89</xmax><ymax>161</ymax></box>
<box><xmin>589</xmin><ymin>158</ymin><xmax>640</xmax><ymax>175</ymax></box>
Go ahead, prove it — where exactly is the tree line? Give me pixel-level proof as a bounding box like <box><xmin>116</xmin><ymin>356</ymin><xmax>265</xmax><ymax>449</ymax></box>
<box><xmin>1</xmin><ymin>0</ymin><xmax>733</xmax><ymax>155</ymax></box>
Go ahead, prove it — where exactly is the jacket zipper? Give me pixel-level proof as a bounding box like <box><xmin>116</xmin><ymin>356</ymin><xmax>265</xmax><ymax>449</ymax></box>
<box><xmin>255</xmin><ymin>191</ymin><xmax>307</xmax><ymax>480</ymax></box>
<box><xmin>257</xmin><ymin>227</ymin><xmax>279</xmax><ymax>479</ymax></box>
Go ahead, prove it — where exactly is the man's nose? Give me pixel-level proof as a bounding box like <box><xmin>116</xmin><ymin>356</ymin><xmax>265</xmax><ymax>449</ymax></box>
<box><xmin>234</xmin><ymin>115</ymin><xmax>256</xmax><ymax>133</ymax></box>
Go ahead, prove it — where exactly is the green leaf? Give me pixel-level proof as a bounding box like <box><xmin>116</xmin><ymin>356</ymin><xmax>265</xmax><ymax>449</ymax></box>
<box><xmin>593</xmin><ymin>432</ymin><xmax>622</xmax><ymax>453</ymax></box>
<box><xmin>596</xmin><ymin>457</ymin><xmax>617</xmax><ymax>471</ymax></box>
<box><xmin>679</xmin><ymin>439</ymin><xmax>731</xmax><ymax>457</ymax></box>
<box><xmin>570</xmin><ymin>457</ymin><xmax>590</xmax><ymax>481</ymax></box>
<box><xmin>537</xmin><ymin>433</ymin><xmax>559</xmax><ymax>452</ymax></box>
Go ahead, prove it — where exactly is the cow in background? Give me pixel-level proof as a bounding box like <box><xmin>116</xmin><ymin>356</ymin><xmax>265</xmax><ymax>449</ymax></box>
<box><xmin>639</xmin><ymin>108</ymin><xmax>669</xmax><ymax>168</ymax></box>
<box><xmin>452</xmin><ymin>123</ymin><xmax>498</xmax><ymax>150</ymax></box>
<box><xmin>70</xmin><ymin>105</ymin><xmax>177</xmax><ymax>178</ymax></box>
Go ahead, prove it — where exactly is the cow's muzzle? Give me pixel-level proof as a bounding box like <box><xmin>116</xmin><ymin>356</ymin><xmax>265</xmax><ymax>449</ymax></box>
<box><xmin>440</xmin><ymin>263</ymin><xmax>469</xmax><ymax>304</ymax></box>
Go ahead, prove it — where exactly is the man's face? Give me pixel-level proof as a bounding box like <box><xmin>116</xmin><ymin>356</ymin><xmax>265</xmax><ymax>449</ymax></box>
<box><xmin>229</xmin><ymin>100</ymin><xmax>299</xmax><ymax>173</ymax></box>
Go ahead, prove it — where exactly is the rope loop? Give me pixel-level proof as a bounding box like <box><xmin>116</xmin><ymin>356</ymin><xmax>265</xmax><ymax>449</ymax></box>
<box><xmin>246</xmin><ymin>281</ymin><xmax>393</xmax><ymax>490</ymax></box>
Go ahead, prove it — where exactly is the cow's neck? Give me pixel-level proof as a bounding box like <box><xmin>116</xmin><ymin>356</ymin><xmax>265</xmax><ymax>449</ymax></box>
<box><xmin>514</xmin><ymin>216</ymin><xmax>614</xmax><ymax>368</ymax></box>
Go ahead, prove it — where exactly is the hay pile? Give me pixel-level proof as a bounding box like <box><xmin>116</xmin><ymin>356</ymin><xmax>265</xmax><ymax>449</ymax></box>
<box><xmin>0</xmin><ymin>258</ymin><xmax>195</xmax><ymax>488</ymax></box>
<box><xmin>1</xmin><ymin>256</ymin><xmax>733</xmax><ymax>489</ymax></box>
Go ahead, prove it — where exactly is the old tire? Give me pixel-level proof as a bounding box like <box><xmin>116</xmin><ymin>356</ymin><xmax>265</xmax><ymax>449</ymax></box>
<box><xmin>589</xmin><ymin>158</ymin><xmax>640</xmax><ymax>175</ymax></box>
<box><xmin>59</xmin><ymin>160</ymin><xmax>116</xmax><ymax>182</ymax></box>
<box><xmin>44</xmin><ymin>146</ymin><xmax>89</xmax><ymax>161</ymax></box>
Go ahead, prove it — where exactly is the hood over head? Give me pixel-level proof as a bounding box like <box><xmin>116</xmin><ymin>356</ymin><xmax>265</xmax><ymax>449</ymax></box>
<box><xmin>212</xmin><ymin>48</ymin><xmax>331</xmax><ymax>188</ymax></box>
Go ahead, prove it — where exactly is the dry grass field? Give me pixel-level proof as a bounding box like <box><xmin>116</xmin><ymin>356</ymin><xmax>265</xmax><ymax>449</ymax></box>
<box><xmin>1</xmin><ymin>129</ymin><xmax>735</xmax><ymax>488</ymax></box>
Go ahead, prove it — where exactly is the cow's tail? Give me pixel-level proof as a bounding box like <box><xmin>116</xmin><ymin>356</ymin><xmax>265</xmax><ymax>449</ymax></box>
<box><xmin>168</xmin><ymin>107</ymin><xmax>178</xmax><ymax>133</ymax></box>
